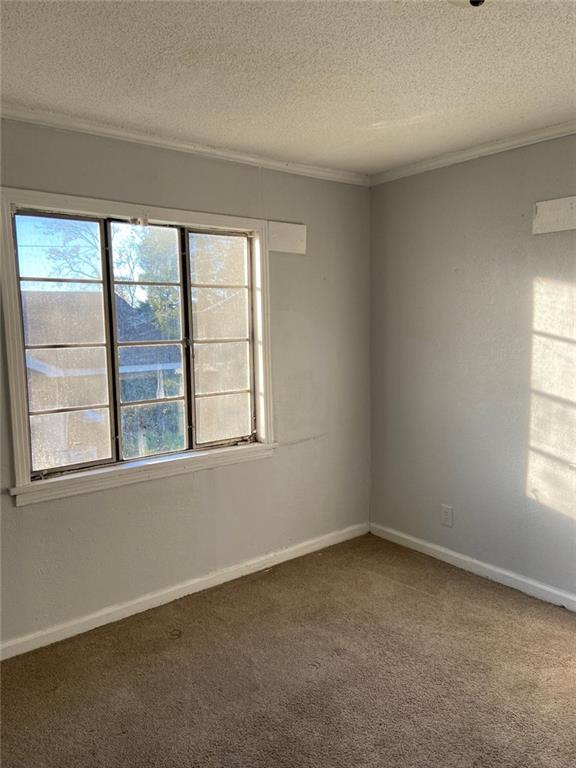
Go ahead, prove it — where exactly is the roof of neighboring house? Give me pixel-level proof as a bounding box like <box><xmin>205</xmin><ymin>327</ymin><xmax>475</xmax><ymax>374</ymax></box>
<box><xmin>22</xmin><ymin>289</ymin><xmax>176</xmax><ymax>341</ymax></box>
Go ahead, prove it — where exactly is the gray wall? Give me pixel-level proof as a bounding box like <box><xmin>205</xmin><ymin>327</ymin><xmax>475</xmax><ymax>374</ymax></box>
<box><xmin>0</xmin><ymin>120</ymin><xmax>371</xmax><ymax>642</ymax></box>
<box><xmin>2</xmin><ymin>119</ymin><xmax>574</xmax><ymax>645</ymax></box>
<box><xmin>371</xmin><ymin>135</ymin><xmax>576</xmax><ymax>594</ymax></box>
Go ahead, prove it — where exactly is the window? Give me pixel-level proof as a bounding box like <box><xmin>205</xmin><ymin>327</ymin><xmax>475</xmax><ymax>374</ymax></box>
<box><xmin>2</xmin><ymin>190</ymin><xmax>274</xmax><ymax>503</ymax></box>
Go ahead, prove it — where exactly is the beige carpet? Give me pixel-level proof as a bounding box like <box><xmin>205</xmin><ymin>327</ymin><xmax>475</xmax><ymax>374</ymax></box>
<box><xmin>2</xmin><ymin>535</ymin><xmax>575</xmax><ymax>767</ymax></box>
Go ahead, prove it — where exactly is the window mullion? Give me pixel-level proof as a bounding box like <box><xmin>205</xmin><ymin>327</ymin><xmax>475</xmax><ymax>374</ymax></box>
<box><xmin>180</xmin><ymin>227</ymin><xmax>196</xmax><ymax>450</ymax></box>
<box><xmin>102</xmin><ymin>219</ymin><xmax>122</xmax><ymax>462</ymax></box>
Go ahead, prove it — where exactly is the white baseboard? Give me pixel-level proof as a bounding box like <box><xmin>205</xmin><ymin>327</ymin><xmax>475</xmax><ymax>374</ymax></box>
<box><xmin>370</xmin><ymin>523</ymin><xmax>576</xmax><ymax>613</ymax></box>
<box><xmin>1</xmin><ymin>522</ymin><xmax>369</xmax><ymax>660</ymax></box>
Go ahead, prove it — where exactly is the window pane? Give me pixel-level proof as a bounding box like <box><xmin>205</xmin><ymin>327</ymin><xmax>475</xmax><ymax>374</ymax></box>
<box><xmin>15</xmin><ymin>215</ymin><xmax>102</xmax><ymax>280</ymax></box>
<box><xmin>121</xmin><ymin>400</ymin><xmax>186</xmax><ymax>459</ymax></box>
<box><xmin>119</xmin><ymin>345</ymin><xmax>184</xmax><ymax>402</ymax></box>
<box><xmin>194</xmin><ymin>342</ymin><xmax>250</xmax><ymax>395</ymax></box>
<box><xmin>21</xmin><ymin>282</ymin><xmax>106</xmax><ymax>346</ymax></box>
<box><xmin>189</xmin><ymin>233</ymin><xmax>248</xmax><ymax>285</ymax></box>
<box><xmin>195</xmin><ymin>392</ymin><xmax>251</xmax><ymax>444</ymax></box>
<box><xmin>115</xmin><ymin>285</ymin><xmax>181</xmax><ymax>342</ymax></box>
<box><xmin>30</xmin><ymin>408</ymin><xmax>111</xmax><ymax>471</ymax></box>
<box><xmin>191</xmin><ymin>287</ymin><xmax>249</xmax><ymax>340</ymax></box>
<box><xmin>26</xmin><ymin>347</ymin><xmax>108</xmax><ymax>412</ymax></box>
<box><xmin>111</xmin><ymin>223</ymin><xmax>180</xmax><ymax>283</ymax></box>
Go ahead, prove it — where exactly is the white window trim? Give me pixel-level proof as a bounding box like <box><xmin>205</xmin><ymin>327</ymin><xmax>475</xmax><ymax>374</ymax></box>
<box><xmin>1</xmin><ymin>188</ymin><xmax>276</xmax><ymax>506</ymax></box>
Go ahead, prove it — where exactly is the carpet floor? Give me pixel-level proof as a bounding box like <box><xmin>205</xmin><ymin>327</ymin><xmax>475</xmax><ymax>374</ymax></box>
<box><xmin>2</xmin><ymin>534</ymin><xmax>575</xmax><ymax>767</ymax></box>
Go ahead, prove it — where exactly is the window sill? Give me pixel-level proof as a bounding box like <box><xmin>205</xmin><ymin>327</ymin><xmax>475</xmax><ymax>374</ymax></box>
<box><xmin>9</xmin><ymin>442</ymin><xmax>278</xmax><ymax>507</ymax></box>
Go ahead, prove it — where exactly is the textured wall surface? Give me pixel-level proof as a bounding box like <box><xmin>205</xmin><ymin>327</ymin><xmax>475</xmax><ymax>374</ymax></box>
<box><xmin>371</xmin><ymin>135</ymin><xmax>576</xmax><ymax>594</ymax></box>
<box><xmin>0</xmin><ymin>120</ymin><xmax>371</xmax><ymax>642</ymax></box>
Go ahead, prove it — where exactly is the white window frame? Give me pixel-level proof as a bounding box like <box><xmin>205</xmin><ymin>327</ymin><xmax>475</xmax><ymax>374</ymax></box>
<box><xmin>1</xmin><ymin>188</ymin><xmax>276</xmax><ymax>506</ymax></box>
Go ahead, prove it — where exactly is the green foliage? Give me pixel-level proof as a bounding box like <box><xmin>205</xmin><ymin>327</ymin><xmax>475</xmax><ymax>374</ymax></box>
<box><xmin>121</xmin><ymin>402</ymin><xmax>185</xmax><ymax>459</ymax></box>
<box><xmin>114</xmin><ymin>225</ymin><xmax>180</xmax><ymax>338</ymax></box>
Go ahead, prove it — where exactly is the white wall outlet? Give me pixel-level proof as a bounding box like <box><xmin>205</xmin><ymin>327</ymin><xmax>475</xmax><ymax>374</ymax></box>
<box><xmin>441</xmin><ymin>504</ymin><xmax>454</xmax><ymax>528</ymax></box>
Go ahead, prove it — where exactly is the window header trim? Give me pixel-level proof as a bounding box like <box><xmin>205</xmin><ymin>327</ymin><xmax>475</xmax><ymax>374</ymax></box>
<box><xmin>7</xmin><ymin>190</ymin><xmax>266</xmax><ymax>234</ymax></box>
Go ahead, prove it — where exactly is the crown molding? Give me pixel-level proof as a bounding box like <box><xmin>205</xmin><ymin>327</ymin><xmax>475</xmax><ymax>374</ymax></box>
<box><xmin>3</xmin><ymin>106</ymin><xmax>574</xmax><ymax>189</ymax></box>
<box><xmin>370</xmin><ymin>120</ymin><xmax>576</xmax><ymax>186</ymax></box>
<box><xmin>1</xmin><ymin>106</ymin><xmax>371</xmax><ymax>187</ymax></box>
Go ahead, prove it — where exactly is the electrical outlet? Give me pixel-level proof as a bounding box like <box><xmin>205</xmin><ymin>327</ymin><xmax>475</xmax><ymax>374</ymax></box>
<box><xmin>441</xmin><ymin>504</ymin><xmax>454</xmax><ymax>528</ymax></box>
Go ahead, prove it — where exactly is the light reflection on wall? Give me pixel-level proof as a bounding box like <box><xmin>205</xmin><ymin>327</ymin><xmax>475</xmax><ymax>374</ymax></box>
<box><xmin>526</xmin><ymin>278</ymin><xmax>576</xmax><ymax>517</ymax></box>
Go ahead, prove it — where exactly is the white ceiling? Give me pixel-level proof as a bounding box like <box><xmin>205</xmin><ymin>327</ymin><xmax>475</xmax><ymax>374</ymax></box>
<box><xmin>1</xmin><ymin>0</ymin><xmax>575</xmax><ymax>181</ymax></box>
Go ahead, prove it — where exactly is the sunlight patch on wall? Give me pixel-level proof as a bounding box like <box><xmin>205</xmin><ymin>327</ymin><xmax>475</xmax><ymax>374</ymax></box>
<box><xmin>533</xmin><ymin>277</ymin><xmax>575</xmax><ymax>342</ymax></box>
<box><xmin>526</xmin><ymin>278</ymin><xmax>576</xmax><ymax>518</ymax></box>
<box><xmin>529</xmin><ymin>393</ymin><xmax>574</xmax><ymax>464</ymax></box>
<box><xmin>527</xmin><ymin>450</ymin><xmax>575</xmax><ymax>515</ymax></box>
<box><xmin>531</xmin><ymin>336</ymin><xmax>575</xmax><ymax>402</ymax></box>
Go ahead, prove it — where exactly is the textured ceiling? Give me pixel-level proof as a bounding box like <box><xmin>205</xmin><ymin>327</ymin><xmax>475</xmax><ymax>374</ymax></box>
<box><xmin>1</xmin><ymin>0</ymin><xmax>575</xmax><ymax>177</ymax></box>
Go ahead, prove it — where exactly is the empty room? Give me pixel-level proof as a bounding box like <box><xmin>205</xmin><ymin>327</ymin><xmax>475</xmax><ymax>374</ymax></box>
<box><xmin>0</xmin><ymin>1</ymin><xmax>575</xmax><ymax>766</ymax></box>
